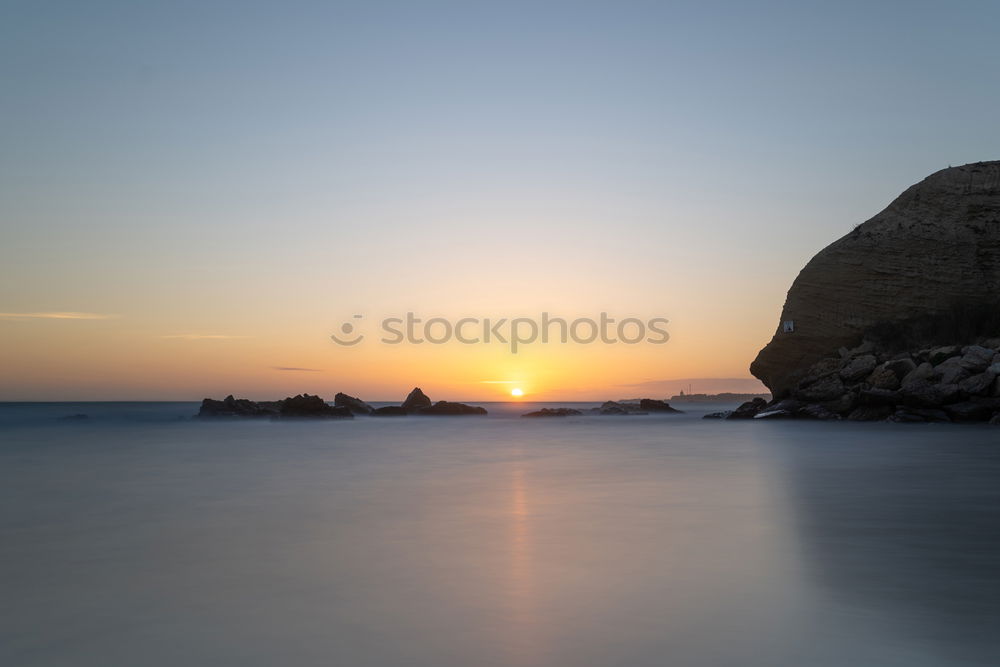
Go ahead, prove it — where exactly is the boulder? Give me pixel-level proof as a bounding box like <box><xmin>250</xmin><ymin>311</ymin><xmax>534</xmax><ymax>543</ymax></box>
<box><xmin>727</xmin><ymin>397</ymin><xmax>769</xmax><ymax>419</ymax></box>
<box><xmin>750</xmin><ymin>162</ymin><xmax>1000</xmax><ymax>397</ymax></box>
<box><xmin>402</xmin><ymin>387</ymin><xmax>432</xmax><ymax>412</ymax></box>
<box><xmin>901</xmin><ymin>362</ymin><xmax>937</xmax><ymax>385</ymax></box>
<box><xmin>884</xmin><ymin>357</ymin><xmax>917</xmax><ymax>379</ymax></box>
<box><xmin>418</xmin><ymin>401</ymin><xmax>488</xmax><ymax>416</ymax></box>
<box><xmin>522</xmin><ymin>408</ymin><xmax>583</xmax><ymax>418</ymax></box>
<box><xmin>822</xmin><ymin>392</ymin><xmax>859</xmax><ymax>415</ymax></box>
<box><xmin>794</xmin><ymin>374</ymin><xmax>845</xmax><ymax>402</ymax></box>
<box><xmin>334</xmin><ymin>392</ymin><xmax>373</xmax><ymax>414</ymax></box>
<box><xmin>959</xmin><ymin>371</ymin><xmax>996</xmax><ymax>397</ymax></box>
<box><xmin>928</xmin><ymin>346</ymin><xmax>962</xmax><ymax>365</ymax></box>
<box><xmin>638</xmin><ymin>398</ymin><xmax>683</xmax><ymax>413</ymax></box>
<box><xmin>960</xmin><ymin>345</ymin><xmax>996</xmax><ymax>372</ymax></box>
<box><xmin>841</xmin><ymin>341</ymin><xmax>875</xmax><ymax>358</ymax></box>
<box><xmin>934</xmin><ymin>357</ymin><xmax>970</xmax><ymax>385</ymax></box>
<box><xmin>866</xmin><ymin>364</ymin><xmax>901</xmax><ymax>390</ymax></box>
<box><xmin>900</xmin><ymin>380</ymin><xmax>962</xmax><ymax>407</ymax></box>
<box><xmin>798</xmin><ymin>357</ymin><xmax>842</xmax><ymax>386</ymax></box>
<box><xmin>840</xmin><ymin>354</ymin><xmax>878</xmax><ymax>382</ymax></box>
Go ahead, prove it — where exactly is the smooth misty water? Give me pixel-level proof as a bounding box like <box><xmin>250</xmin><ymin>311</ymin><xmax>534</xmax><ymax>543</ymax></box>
<box><xmin>1</xmin><ymin>403</ymin><xmax>998</xmax><ymax>667</ymax></box>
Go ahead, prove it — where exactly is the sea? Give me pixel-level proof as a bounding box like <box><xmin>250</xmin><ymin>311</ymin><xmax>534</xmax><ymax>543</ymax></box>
<box><xmin>1</xmin><ymin>401</ymin><xmax>998</xmax><ymax>667</ymax></box>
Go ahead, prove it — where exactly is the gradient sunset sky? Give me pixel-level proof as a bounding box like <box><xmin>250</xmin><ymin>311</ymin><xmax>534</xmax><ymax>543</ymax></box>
<box><xmin>2</xmin><ymin>1</ymin><xmax>999</xmax><ymax>401</ymax></box>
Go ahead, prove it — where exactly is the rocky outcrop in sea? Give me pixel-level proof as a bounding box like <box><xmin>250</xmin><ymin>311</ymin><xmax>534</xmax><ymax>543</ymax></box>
<box><xmin>197</xmin><ymin>388</ymin><xmax>487</xmax><ymax>418</ymax></box>
<box><xmin>198</xmin><ymin>394</ymin><xmax>352</xmax><ymax>418</ymax></box>
<box><xmin>751</xmin><ymin>161</ymin><xmax>1000</xmax><ymax>399</ymax></box>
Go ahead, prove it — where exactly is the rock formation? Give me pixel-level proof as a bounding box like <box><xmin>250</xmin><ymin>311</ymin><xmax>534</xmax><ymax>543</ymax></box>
<box><xmin>334</xmin><ymin>392</ymin><xmax>373</xmax><ymax>414</ymax></box>
<box><xmin>715</xmin><ymin>340</ymin><xmax>1000</xmax><ymax>422</ymax></box>
<box><xmin>401</xmin><ymin>387</ymin><xmax>432</xmax><ymax>412</ymax></box>
<box><xmin>198</xmin><ymin>394</ymin><xmax>352</xmax><ymax>418</ymax></box>
<box><xmin>638</xmin><ymin>398</ymin><xmax>683</xmax><ymax>413</ymax></box>
<box><xmin>382</xmin><ymin>388</ymin><xmax>488</xmax><ymax>415</ymax></box>
<box><xmin>752</xmin><ymin>161</ymin><xmax>1000</xmax><ymax>398</ymax></box>
<box><xmin>591</xmin><ymin>401</ymin><xmax>647</xmax><ymax>415</ymax></box>
<box><xmin>279</xmin><ymin>394</ymin><xmax>353</xmax><ymax>418</ymax></box>
<box><xmin>522</xmin><ymin>408</ymin><xmax>583</xmax><ymax>417</ymax></box>
<box><xmin>371</xmin><ymin>406</ymin><xmax>408</xmax><ymax>417</ymax></box>
<box><xmin>418</xmin><ymin>401</ymin><xmax>488</xmax><ymax>416</ymax></box>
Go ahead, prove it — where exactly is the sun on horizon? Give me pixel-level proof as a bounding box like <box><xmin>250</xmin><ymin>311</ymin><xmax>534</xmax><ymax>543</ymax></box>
<box><xmin>510</xmin><ymin>388</ymin><xmax>524</xmax><ymax>398</ymax></box>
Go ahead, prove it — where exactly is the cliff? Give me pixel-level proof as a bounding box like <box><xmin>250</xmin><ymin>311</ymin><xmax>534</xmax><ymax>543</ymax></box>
<box><xmin>752</xmin><ymin>161</ymin><xmax>1000</xmax><ymax>397</ymax></box>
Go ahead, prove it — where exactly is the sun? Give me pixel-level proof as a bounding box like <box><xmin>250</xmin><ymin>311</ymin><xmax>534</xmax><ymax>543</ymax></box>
<box><xmin>510</xmin><ymin>387</ymin><xmax>524</xmax><ymax>397</ymax></box>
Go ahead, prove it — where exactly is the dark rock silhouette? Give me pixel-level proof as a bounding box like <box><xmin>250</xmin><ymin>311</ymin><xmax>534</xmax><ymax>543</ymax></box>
<box><xmin>591</xmin><ymin>401</ymin><xmax>647</xmax><ymax>415</ymax></box>
<box><xmin>418</xmin><ymin>401</ymin><xmax>487</xmax><ymax>416</ymax></box>
<box><xmin>401</xmin><ymin>387</ymin><xmax>432</xmax><ymax>412</ymax></box>
<box><xmin>197</xmin><ymin>394</ymin><xmax>350</xmax><ymax>418</ymax></box>
<box><xmin>334</xmin><ymin>392</ymin><xmax>373</xmax><ymax>414</ymax></box>
<box><xmin>752</xmin><ymin>161</ymin><xmax>1000</xmax><ymax>398</ymax></box>
<box><xmin>725</xmin><ymin>397</ymin><xmax>769</xmax><ymax>419</ymax></box>
<box><xmin>198</xmin><ymin>395</ymin><xmax>280</xmax><ymax>417</ymax></box>
<box><xmin>521</xmin><ymin>408</ymin><xmax>583</xmax><ymax>418</ymax></box>
<box><xmin>638</xmin><ymin>398</ymin><xmax>683</xmax><ymax>413</ymax></box>
<box><xmin>279</xmin><ymin>394</ymin><xmax>353</xmax><ymax>418</ymax></box>
<box><xmin>371</xmin><ymin>406</ymin><xmax>408</xmax><ymax>417</ymax></box>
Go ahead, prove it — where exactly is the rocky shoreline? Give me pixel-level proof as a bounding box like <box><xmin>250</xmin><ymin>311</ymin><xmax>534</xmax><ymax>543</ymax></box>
<box><xmin>710</xmin><ymin>339</ymin><xmax>1000</xmax><ymax>423</ymax></box>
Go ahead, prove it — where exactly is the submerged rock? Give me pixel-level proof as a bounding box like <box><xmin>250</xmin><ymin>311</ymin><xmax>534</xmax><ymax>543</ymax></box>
<box><xmin>418</xmin><ymin>401</ymin><xmax>487</xmax><ymax>416</ymax></box>
<box><xmin>638</xmin><ymin>399</ymin><xmax>684</xmax><ymax>413</ymax></box>
<box><xmin>371</xmin><ymin>406</ymin><xmax>408</xmax><ymax>417</ymax></box>
<box><xmin>593</xmin><ymin>401</ymin><xmax>647</xmax><ymax>415</ymax></box>
<box><xmin>522</xmin><ymin>408</ymin><xmax>583</xmax><ymax>418</ymax></box>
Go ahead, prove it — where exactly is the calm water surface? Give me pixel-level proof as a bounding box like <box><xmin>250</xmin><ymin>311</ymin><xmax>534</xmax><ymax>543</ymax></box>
<box><xmin>1</xmin><ymin>402</ymin><xmax>998</xmax><ymax>666</ymax></box>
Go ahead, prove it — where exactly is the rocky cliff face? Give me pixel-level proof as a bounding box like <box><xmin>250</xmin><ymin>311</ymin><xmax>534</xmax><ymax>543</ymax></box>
<box><xmin>752</xmin><ymin>161</ymin><xmax>1000</xmax><ymax>397</ymax></box>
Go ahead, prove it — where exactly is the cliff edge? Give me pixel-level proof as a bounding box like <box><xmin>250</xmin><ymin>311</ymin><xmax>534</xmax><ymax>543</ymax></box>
<box><xmin>752</xmin><ymin>161</ymin><xmax>1000</xmax><ymax>397</ymax></box>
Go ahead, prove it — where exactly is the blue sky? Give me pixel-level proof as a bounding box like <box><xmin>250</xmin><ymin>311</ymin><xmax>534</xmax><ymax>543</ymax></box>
<box><xmin>2</xmin><ymin>0</ymin><xmax>999</xmax><ymax>398</ymax></box>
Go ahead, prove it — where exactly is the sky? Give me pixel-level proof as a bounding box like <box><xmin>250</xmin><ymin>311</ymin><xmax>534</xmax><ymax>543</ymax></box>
<box><xmin>2</xmin><ymin>0</ymin><xmax>999</xmax><ymax>401</ymax></box>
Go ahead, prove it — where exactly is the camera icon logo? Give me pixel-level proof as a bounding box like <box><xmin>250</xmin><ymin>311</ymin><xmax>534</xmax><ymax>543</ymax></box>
<box><xmin>330</xmin><ymin>314</ymin><xmax>364</xmax><ymax>346</ymax></box>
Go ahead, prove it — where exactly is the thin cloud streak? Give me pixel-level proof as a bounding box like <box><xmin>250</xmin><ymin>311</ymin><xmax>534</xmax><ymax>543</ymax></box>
<box><xmin>0</xmin><ymin>311</ymin><xmax>119</xmax><ymax>320</ymax></box>
<box><xmin>161</xmin><ymin>334</ymin><xmax>250</xmax><ymax>340</ymax></box>
<box><xmin>479</xmin><ymin>380</ymin><xmax>520</xmax><ymax>384</ymax></box>
<box><xmin>272</xmin><ymin>366</ymin><xmax>322</xmax><ymax>372</ymax></box>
